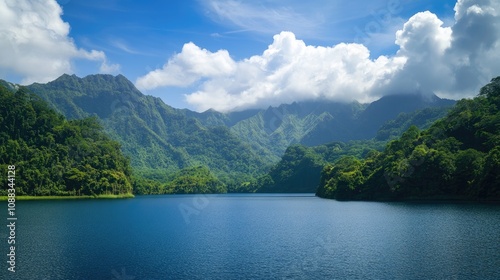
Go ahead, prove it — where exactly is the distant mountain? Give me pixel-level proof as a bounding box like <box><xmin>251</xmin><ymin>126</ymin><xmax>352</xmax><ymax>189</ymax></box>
<box><xmin>195</xmin><ymin>94</ymin><xmax>454</xmax><ymax>158</ymax></box>
<box><xmin>354</xmin><ymin>93</ymin><xmax>456</xmax><ymax>140</ymax></box>
<box><xmin>300</xmin><ymin>93</ymin><xmax>455</xmax><ymax>145</ymax></box>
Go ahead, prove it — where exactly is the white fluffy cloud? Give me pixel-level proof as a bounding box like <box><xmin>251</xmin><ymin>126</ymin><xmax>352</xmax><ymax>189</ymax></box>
<box><xmin>138</xmin><ymin>32</ymin><xmax>406</xmax><ymax>112</ymax></box>
<box><xmin>184</xmin><ymin>32</ymin><xmax>406</xmax><ymax>111</ymax></box>
<box><xmin>0</xmin><ymin>0</ymin><xmax>119</xmax><ymax>84</ymax></box>
<box><xmin>383</xmin><ymin>0</ymin><xmax>500</xmax><ymax>99</ymax></box>
<box><xmin>138</xmin><ymin>0</ymin><xmax>500</xmax><ymax>112</ymax></box>
<box><xmin>135</xmin><ymin>42</ymin><xmax>236</xmax><ymax>90</ymax></box>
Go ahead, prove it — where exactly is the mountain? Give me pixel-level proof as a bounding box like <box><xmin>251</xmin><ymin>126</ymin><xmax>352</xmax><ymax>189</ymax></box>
<box><xmin>354</xmin><ymin>93</ymin><xmax>455</xmax><ymax>139</ymax></box>
<box><xmin>14</xmin><ymin>73</ymin><xmax>456</xmax><ymax>194</ymax></box>
<box><xmin>246</xmin><ymin>96</ymin><xmax>455</xmax><ymax>194</ymax></box>
<box><xmin>196</xmin><ymin>95</ymin><xmax>453</xmax><ymax>160</ymax></box>
<box><xmin>316</xmin><ymin>77</ymin><xmax>500</xmax><ymax>201</ymax></box>
<box><xmin>26</xmin><ymin>74</ymin><xmax>268</xmax><ymax>191</ymax></box>
<box><xmin>300</xmin><ymin>93</ymin><xmax>455</xmax><ymax>145</ymax></box>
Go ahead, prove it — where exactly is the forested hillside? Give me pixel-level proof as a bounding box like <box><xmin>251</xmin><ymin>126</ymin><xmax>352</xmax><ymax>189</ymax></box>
<box><xmin>317</xmin><ymin>77</ymin><xmax>500</xmax><ymax>201</ymax></box>
<box><xmin>254</xmin><ymin>140</ymin><xmax>385</xmax><ymax>193</ymax></box>
<box><xmin>0</xmin><ymin>85</ymin><xmax>132</xmax><ymax>196</ymax></box>
<box><xmin>26</xmin><ymin>74</ymin><xmax>269</xmax><ymax>191</ymax></box>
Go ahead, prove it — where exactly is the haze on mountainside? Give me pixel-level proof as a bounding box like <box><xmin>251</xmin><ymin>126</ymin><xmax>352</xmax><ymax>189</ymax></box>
<box><xmin>0</xmin><ymin>0</ymin><xmax>499</xmax><ymax>112</ymax></box>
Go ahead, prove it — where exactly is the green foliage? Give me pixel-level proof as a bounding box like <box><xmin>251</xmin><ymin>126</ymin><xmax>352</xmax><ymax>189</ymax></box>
<box><xmin>164</xmin><ymin>166</ymin><xmax>226</xmax><ymax>194</ymax></box>
<box><xmin>256</xmin><ymin>145</ymin><xmax>325</xmax><ymax>193</ymax></box>
<box><xmin>26</xmin><ymin>74</ymin><xmax>269</xmax><ymax>193</ymax></box>
<box><xmin>317</xmin><ymin>77</ymin><xmax>500</xmax><ymax>201</ymax></box>
<box><xmin>316</xmin><ymin>156</ymin><xmax>364</xmax><ymax>200</ymax></box>
<box><xmin>0</xmin><ymin>85</ymin><xmax>132</xmax><ymax>196</ymax></box>
<box><xmin>14</xmin><ymin>74</ymin><xmax>459</xmax><ymax>195</ymax></box>
<box><xmin>376</xmin><ymin>107</ymin><xmax>451</xmax><ymax>141</ymax></box>
<box><xmin>255</xmin><ymin>140</ymin><xmax>386</xmax><ymax>193</ymax></box>
<box><xmin>133</xmin><ymin>166</ymin><xmax>226</xmax><ymax>194</ymax></box>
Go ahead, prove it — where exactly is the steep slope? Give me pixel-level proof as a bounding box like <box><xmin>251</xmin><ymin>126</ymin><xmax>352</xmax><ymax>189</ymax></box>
<box><xmin>301</xmin><ymin>93</ymin><xmax>455</xmax><ymax>145</ymax></box>
<box><xmin>18</xmin><ymin>73</ymin><xmax>458</xmax><ymax>194</ymax></box>
<box><xmin>0</xmin><ymin>84</ymin><xmax>133</xmax><ymax>196</ymax></box>
<box><xmin>354</xmin><ymin>93</ymin><xmax>456</xmax><ymax>139</ymax></box>
<box><xmin>254</xmin><ymin>103</ymin><xmax>454</xmax><ymax>193</ymax></box>
<box><xmin>194</xmin><ymin>94</ymin><xmax>454</xmax><ymax>159</ymax></box>
<box><xmin>26</xmin><ymin>74</ymin><xmax>268</xmax><ymax>186</ymax></box>
<box><xmin>375</xmin><ymin>106</ymin><xmax>452</xmax><ymax>141</ymax></box>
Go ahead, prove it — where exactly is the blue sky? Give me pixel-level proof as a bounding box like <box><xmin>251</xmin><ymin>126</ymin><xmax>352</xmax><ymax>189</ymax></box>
<box><xmin>1</xmin><ymin>0</ymin><xmax>499</xmax><ymax>111</ymax></box>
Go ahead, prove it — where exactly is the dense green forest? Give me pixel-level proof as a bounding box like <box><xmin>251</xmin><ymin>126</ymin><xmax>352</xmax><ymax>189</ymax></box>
<box><xmin>0</xmin><ymin>85</ymin><xmax>133</xmax><ymax>196</ymax></box>
<box><xmin>134</xmin><ymin>166</ymin><xmax>226</xmax><ymax>194</ymax></box>
<box><xmin>255</xmin><ymin>140</ymin><xmax>387</xmax><ymax>193</ymax></box>
<box><xmin>317</xmin><ymin>77</ymin><xmax>500</xmax><ymax>201</ymax></box>
<box><xmin>1</xmin><ymin>74</ymin><xmax>463</xmax><ymax>196</ymax></box>
<box><xmin>19</xmin><ymin>74</ymin><xmax>453</xmax><ymax>194</ymax></box>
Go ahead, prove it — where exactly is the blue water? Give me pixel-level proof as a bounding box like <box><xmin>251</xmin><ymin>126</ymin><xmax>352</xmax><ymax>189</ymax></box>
<box><xmin>2</xmin><ymin>194</ymin><xmax>500</xmax><ymax>279</ymax></box>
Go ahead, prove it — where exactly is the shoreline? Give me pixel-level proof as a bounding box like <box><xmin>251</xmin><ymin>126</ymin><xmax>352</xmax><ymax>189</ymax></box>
<box><xmin>0</xmin><ymin>193</ymin><xmax>135</xmax><ymax>201</ymax></box>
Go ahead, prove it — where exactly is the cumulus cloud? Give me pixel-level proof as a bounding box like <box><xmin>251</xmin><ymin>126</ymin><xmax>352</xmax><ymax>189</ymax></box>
<box><xmin>138</xmin><ymin>32</ymin><xmax>406</xmax><ymax>112</ymax></box>
<box><xmin>135</xmin><ymin>42</ymin><xmax>236</xmax><ymax>90</ymax></box>
<box><xmin>184</xmin><ymin>32</ymin><xmax>405</xmax><ymax>111</ymax></box>
<box><xmin>137</xmin><ymin>0</ymin><xmax>500</xmax><ymax>112</ymax></box>
<box><xmin>0</xmin><ymin>0</ymin><xmax>118</xmax><ymax>84</ymax></box>
<box><xmin>386</xmin><ymin>0</ymin><xmax>500</xmax><ymax>98</ymax></box>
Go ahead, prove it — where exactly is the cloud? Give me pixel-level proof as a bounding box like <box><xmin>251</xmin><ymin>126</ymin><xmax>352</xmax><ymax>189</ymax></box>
<box><xmin>136</xmin><ymin>42</ymin><xmax>236</xmax><ymax>90</ymax></box>
<box><xmin>139</xmin><ymin>32</ymin><xmax>405</xmax><ymax>111</ymax></box>
<box><xmin>138</xmin><ymin>0</ymin><xmax>500</xmax><ymax>112</ymax></box>
<box><xmin>0</xmin><ymin>0</ymin><xmax>118</xmax><ymax>84</ymax></box>
<box><xmin>386</xmin><ymin>0</ymin><xmax>500</xmax><ymax>98</ymax></box>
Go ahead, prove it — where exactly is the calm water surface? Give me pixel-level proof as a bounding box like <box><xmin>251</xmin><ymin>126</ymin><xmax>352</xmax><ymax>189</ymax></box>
<box><xmin>2</xmin><ymin>194</ymin><xmax>499</xmax><ymax>279</ymax></box>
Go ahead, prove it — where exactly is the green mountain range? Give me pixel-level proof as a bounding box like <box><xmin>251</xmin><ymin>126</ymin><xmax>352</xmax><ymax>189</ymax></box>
<box><xmin>1</xmin><ymin>74</ymin><xmax>457</xmax><ymax>194</ymax></box>
<box><xmin>26</xmin><ymin>74</ymin><xmax>267</xmax><ymax>191</ymax></box>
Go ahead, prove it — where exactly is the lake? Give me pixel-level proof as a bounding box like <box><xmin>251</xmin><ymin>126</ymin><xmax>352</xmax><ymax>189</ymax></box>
<box><xmin>2</xmin><ymin>194</ymin><xmax>500</xmax><ymax>279</ymax></box>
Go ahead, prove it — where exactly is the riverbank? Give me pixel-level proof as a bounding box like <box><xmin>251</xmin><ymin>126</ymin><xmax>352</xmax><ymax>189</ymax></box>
<box><xmin>0</xmin><ymin>193</ymin><xmax>135</xmax><ymax>201</ymax></box>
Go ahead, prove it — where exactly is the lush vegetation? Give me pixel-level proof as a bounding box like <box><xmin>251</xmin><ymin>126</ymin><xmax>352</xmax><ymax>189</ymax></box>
<box><xmin>317</xmin><ymin>77</ymin><xmax>500</xmax><ymax>201</ymax></box>
<box><xmin>27</xmin><ymin>74</ymin><xmax>270</xmax><ymax>191</ymax></box>
<box><xmin>133</xmin><ymin>166</ymin><xmax>226</xmax><ymax>194</ymax></box>
<box><xmin>375</xmin><ymin>106</ymin><xmax>451</xmax><ymax>141</ymax></box>
<box><xmin>0</xmin><ymin>194</ymin><xmax>134</xmax><ymax>201</ymax></box>
<box><xmin>256</xmin><ymin>140</ymin><xmax>387</xmax><ymax>193</ymax></box>
<box><xmin>1</xmin><ymin>74</ymin><xmax>459</xmax><ymax>196</ymax></box>
<box><xmin>0</xmin><ymin>85</ymin><xmax>133</xmax><ymax>196</ymax></box>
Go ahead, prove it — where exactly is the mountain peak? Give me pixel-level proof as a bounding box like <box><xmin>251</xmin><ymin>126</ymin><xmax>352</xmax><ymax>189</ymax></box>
<box><xmin>27</xmin><ymin>73</ymin><xmax>145</xmax><ymax>119</ymax></box>
<box><xmin>372</xmin><ymin>92</ymin><xmax>455</xmax><ymax>108</ymax></box>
